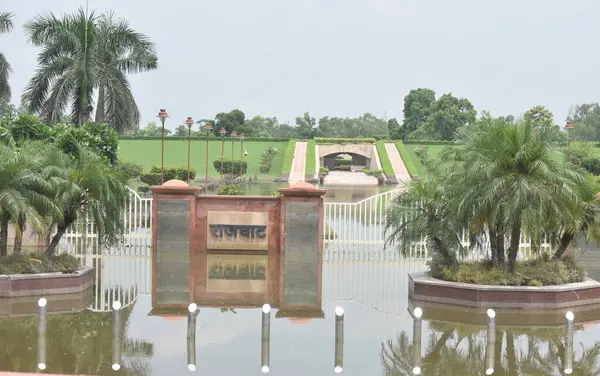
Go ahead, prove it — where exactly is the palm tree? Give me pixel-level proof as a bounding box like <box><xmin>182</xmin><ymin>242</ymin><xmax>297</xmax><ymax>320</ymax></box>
<box><xmin>22</xmin><ymin>7</ymin><xmax>157</xmax><ymax>132</ymax></box>
<box><xmin>0</xmin><ymin>142</ymin><xmax>60</xmax><ymax>255</ymax></box>
<box><xmin>385</xmin><ymin>176</ymin><xmax>465</xmax><ymax>266</ymax></box>
<box><xmin>44</xmin><ymin>144</ymin><xmax>129</xmax><ymax>255</ymax></box>
<box><xmin>0</xmin><ymin>12</ymin><xmax>14</xmax><ymax>101</ymax></box>
<box><xmin>446</xmin><ymin>119</ymin><xmax>587</xmax><ymax>272</ymax></box>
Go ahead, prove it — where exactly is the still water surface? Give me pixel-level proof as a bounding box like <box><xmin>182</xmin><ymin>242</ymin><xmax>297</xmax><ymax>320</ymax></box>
<box><xmin>2</xmin><ymin>255</ymin><xmax>600</xmax><ymax>375</ymax></box>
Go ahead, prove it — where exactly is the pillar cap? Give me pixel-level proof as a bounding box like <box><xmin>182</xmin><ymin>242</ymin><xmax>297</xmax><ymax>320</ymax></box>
<box><xmin>278</xmin><ymin>182</ymin><xmax>327</xmax><ymax>197</ymax></box>
<box><xmin>150</xmin><ymin>179</ymin><xmax>201</xmax><ymax>195</ymax></box>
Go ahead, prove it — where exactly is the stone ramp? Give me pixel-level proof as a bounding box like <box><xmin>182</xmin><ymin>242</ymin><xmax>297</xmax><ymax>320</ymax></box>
<box><xmin>385</xmin><ymin>143</ymin><xmax>411</xmax><ymax>184</ymax></box>
<box><xmin>288</xmin><ymin>141</ymin><xmax>307</xmax><ymax>182</ymax></box>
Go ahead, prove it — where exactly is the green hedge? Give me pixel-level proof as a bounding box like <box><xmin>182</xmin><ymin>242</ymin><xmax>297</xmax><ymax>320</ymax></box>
<box><xmin>314</xmin><ymin>137</ymin><xmax>375</xmax><ymax>145</ymax></box>
<box><xmin>375</xmin><ymin>141</ymin><xmax>395</xmax><ymax>176</ymax></box>
<box><xmin>305</xmin><ymin>139</ymin><xmax>316</xmax><ymax>175</ymax></box>
<box><xmin>319</xmin><ymin>167</ymin><xmax>329</xmax><ymax>174</ymax></box>
<box><xmin>401</xmin><ymin>140</ymin><xmax>458</xmax><ymax>145</ymax></box>
<box><xmin>363</xmin><ymin>169</ymin><xmax>383</xmax><ymax>176</ymax></box>
<box><xmin>217</xmin><ymin>184</ymin><xmax>245</xmax><ymax>195</ymax></box>
<box><xmin>280</xmin><ymin>140</ymin><xmax>296</xmax><ymax>174</ymax></box>
<box><xmin>120</xmin><ymin>136</ymin><xmax>291</xmax><ymax>142</ymax></box>
<box><xmin>394</xmin><ymin>141</ymin><xmax>419</xmax><ymax>179</ymax></box>
<box><xmin>140</xmin><ymin>165</ymin><xmax>196</xmax><ymax>185</ymax></box>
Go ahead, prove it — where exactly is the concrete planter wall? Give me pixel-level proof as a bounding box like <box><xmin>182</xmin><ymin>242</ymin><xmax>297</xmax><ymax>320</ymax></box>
<box><xmin>409</xmin><ymin>271</ymin><xmax>600</xmax><ymax>310</ymax></box>
<box><xmin>0</xmin><ymin>266</ymin><xmax>94</xmax><ymax>298</ymax></box>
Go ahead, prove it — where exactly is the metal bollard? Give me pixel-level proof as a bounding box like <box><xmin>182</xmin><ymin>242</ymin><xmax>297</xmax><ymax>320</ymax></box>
<box><xmin>112</xmin><ymin>301</ymin><xmax>122</xmax><ymax>371</ymax></box>
<box><xmin>334</xmin><ymin>307</ymin><xmax>344</xmax><ymax>373</ymax></box>
<box><xmin>261</xmin><ymin>304</ymin><xmax>271</xmax><ymax>373</ymax></box>
<box><xmin>37</xmin><ymin>298</ymin><xmax>47</xmax><ymax>370</ymax></box>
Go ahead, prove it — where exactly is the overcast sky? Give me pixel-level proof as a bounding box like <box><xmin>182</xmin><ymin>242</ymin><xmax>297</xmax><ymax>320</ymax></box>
<box><xmin>2</xmin><ymin>0</ymin><xmax>599</xmax><ymax>130</ymax></box>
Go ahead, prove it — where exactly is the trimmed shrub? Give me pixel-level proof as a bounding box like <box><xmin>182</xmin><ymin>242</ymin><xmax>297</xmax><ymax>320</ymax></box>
<box><xmin>401</xmin><ymin>140</ymin><xmax>458</xmax><ymax>145</ymax></box>
<box><xmin>335</xmin><ymin>158</ymin><xmax>352</xmax><ymax>166</ymax></box>
<box><xmin>140</xmin><ymin>173</ymin><xmax>161</xmax><ymax>186</ymax></box>
<box><xmin>363</xmin><ymin>169</ymin><xmax>383</xmax><ymax>176</ymax></box>
<box><xmin>314</xmin><ymin>137</ymin><xmax>375</xmax><ymax>145</ymax></box>
<box><xmin>148</xmin><ymin>165</ymin><xmax>196</xmax><ymax>181</ymax></box>
<box><xmin>259</xmin><ymin>146</ymin><xmax>279</xmax><ymax>173</ymax></box>
<box><xmin>213</xmin><ymin>160</ymin><xmax>248</xmax><ymax>178</ymax></box>
<box><xmin>117</xmin><ymin>161</ymin><xmax>144</xmax><ymax>179</ymax></box>
<box><xmin>319</xmin><ymin>167</ymin><xmax>329</xmax><ymax>174</ymax></box>
<box><xmin>217</xmin><ymin>184</ymin><xmax>245</xmax><ymax>195</ymax></box>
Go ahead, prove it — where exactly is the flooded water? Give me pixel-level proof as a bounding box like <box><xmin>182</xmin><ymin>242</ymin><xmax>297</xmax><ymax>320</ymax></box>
<box><xmin>202</xmin><ymin>181</ymin><xmax>396</xmax><ymax>203</ymax></box>
<box><xmin>1</xmin><ymin>251</ymin><xmax>600</xmax><ymax>375</ymax></box>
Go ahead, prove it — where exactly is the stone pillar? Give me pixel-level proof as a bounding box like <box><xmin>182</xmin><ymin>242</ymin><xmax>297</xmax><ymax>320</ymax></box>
<box><xmin>277</xmin><ymin>182</ymin><xmax>327</xmax><ymax>313</ymax></box>
<box><xmin>150</xmin><ymin>180</ymin><xmax>200</xmax><ymax>308</ymax></box>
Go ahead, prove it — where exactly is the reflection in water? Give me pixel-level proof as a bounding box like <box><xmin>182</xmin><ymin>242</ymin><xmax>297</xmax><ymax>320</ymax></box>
<box><xmin>187</xmin><ymin>304</ymin><xmax>199</xmax><ymax>371</ymax></box>
<box><xmin>334</xmin><ymin>307</ymin><xmax>344</xmax><ymax>373</ymax></box>
<box><xmin>37</xmin><ymin>298</ymin><xmax>47</xmax><ymax>371</ymax></box>
<box><xmin>382</xmin><ymin>313</ymin><xmax>600</xmax><ymax>376</ymax></box>
<box><xmin>261</xmin><ymin>304</ymin><xmax>271</xmax><ymax>373</ymax></box>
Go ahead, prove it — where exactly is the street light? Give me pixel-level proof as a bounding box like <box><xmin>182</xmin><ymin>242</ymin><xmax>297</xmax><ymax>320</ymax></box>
<box><xmin>158</xmin><ymin>109</ymin><xmax>169</xmax><ymax>184</ymax></box>
<box><xmin>565</xmin><ymin>121</ymin><xmax>574</xmax><ymax>152</ymax></box>
<box><xmin>200</xmin><ymin>121</ymin><xmax>213</xmax><ymax>187</ymax></box>
<box><xmin>185</xmin><ymin>116</ymin><xmax>194</xmax><ymax>184</ymax></box>
<box><xmin>219</xmin><ymin>127</ymin><xmax>227</xmax><ymax>183</ymax></box>
<box><xmin>239</xmin><ymin>135</ymin><xmax>245</xmax><ymax>177</ymax></box>
<box><xmin>230</xmin><ymin>131</ymin><xmax>237</xmax><ymax>179</ymax></box>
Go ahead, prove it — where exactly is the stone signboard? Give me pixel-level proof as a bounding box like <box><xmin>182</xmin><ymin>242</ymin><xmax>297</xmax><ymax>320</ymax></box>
<box><xmin>206</xmin><ymin>254</ymin><xmax>268</xmax><ymax>293</ymax></box>
<box><xmin>282</xmin><ymin>201</ymin><xmax>320</xmax><ymax>306</ymax></box>
<box><xmin>207</xmin><ymin>211</ymin><xmax>269</xmax><ymax>251</ymax></box>
<box><xmin>155</xmin><ymin>199</ymin><xmax>191</xmax><ymax>305</ymax></box>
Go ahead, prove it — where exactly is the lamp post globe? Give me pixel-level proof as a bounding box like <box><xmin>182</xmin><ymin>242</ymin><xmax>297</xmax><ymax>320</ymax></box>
<box><xmin>185</xmin><ymin>116</ymin><xmax>194</xmax><ymax>184</ymax></box>
<box><xmin>157</xmin><ymin>109</ymin><xmax>169</xmax><ymax>184</ymax></box>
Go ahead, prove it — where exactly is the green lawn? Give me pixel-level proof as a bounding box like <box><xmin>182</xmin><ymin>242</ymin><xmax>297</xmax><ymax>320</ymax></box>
<box><xmin>375</xmin><ymin>141</ymin><xmax>395</xmax><ymax>175</ymax></box>
<box><xmin>402</xmin><ymin>144</ymin><xmax>448</xmax><ymax>177</ymax></box>
<box><xmin>281</xmin><ymin>139</ymin><xmax>296</xmax><ymax>174</ymax></box>
<box><xmin>305</xmin><ymin>139</ymin><xmax>316</xmax><ymax>175</ymax></box>
<box><xmin>118</xmin><ymin>139</ymin><xmax>289</xmax><ymax>178</ymax></box>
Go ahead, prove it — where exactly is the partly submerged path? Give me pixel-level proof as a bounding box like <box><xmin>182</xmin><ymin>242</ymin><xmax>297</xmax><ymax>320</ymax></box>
<box><xmin>288</xmin><ymin>141</ymin><xmax>307</xmax><ymax>182</ymax></box>
<box><xmin>385</xmin><ymin>143</ymin><xmax>411</xmax><ymax>185</ymax></box>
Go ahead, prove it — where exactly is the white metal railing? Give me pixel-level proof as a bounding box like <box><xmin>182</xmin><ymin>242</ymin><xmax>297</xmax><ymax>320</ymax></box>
<box><xmin>57</xmin><ymin>187</ymin><xmax>551</xmax><ymax>263</ymax></box>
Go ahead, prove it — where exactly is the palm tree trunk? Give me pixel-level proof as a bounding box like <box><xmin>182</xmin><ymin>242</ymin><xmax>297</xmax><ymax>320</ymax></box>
<box><xmin>494</xmin><ymin>329</ymin><xmax>504</xmax><ymax>375</ymax></box>
<box><xmin>496</xmin><ymin>230</ymin><xmax>505</xmax><ymax>266</ymax></box>
<box><xmin>94</xmin><ymin>85</ymin><xmax>105</xmax><ymax>124</ymax></box>
<box><xmin>0</xmin><ymin>216</ymin><xmax>8</xmax><ymax>256</ymax></box>
<box><xmin>489</xmin><ymin>228</ymin><xmax>499</xmax><ymax>266</ymax></box>
<box><xmin>507</xmin><ymin>222</ymin><xmax>522</xmax><ymax>273</ymax></box>
<box><xmin>433</xmin><ymin>237</ymin><xmax>457</xmax><ymax>266</ymax></box>
<box><xmin>423</xmin><ymin>329</ymin><xmax>454</xmax><ymax>366</ymax></box>
<box><xmin>13</xmin><ymin>215</ymin><xmax>24</xmax><ymax>254</ymax></box>
<box><xmin>506</xmin><ymin>332</ymin><xmax>516</xmax><ymax>374</ymax></box>
<box><xmin>45</xmin><ymin>217</ymin><xmax>75</xmax><ymax>256</ymax></box>
<box><xmin>554</xmin><ymin>232</ymin><xmax>574</xmax><ymax>259</ymax></box>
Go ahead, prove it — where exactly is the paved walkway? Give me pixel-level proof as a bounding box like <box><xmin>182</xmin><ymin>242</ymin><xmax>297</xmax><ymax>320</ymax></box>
<box><xmin>323</xmin><ymin>171</ymin><xmax>378</xmax><ymax>186</ymax></box>
<box><xmin>288</xmin><ymin>141</ymin><xmax>307</xmax><ymax>182</ymax></box>
<box><xmin>385</xmin><ymin>143</ymin><xmax>412</xmax><ymax>184</ymax></box>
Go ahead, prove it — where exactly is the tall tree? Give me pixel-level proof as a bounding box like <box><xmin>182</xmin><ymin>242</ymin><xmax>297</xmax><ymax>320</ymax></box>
<box><xmin>22</xmin><ymin>8</ymin><xmax>157</xmax><ymax>132</ymax></box>
<box><xmin>0</xmin><ymin>12</ymin><xmax>14</xmax><ymax>102</ymax></box>
<box><xmin>402</xmin><ymin>88</ymin><xmax>436</xmax><ymax>135</ymax></box>
<box><xmin>215</xmin><ymin>109</ymin><xmax>245</xmax><ymax>135</ymax></box>
<box><xmin>567</xmin><ymin>102</ymin><xmax>600</xmax><ymax>141</ymax></box>
<box><xmin>295</xmin><ymin>112</ymin><xmax>318</xmax><ymax>139</ymax></box>
<box><xmin>419</xmin><ymin>93</ymin><xmax>476</xmax><ymax>140</ymax></box>
<box><xmin>524</xmin><ymin>105</ymin><xmax>554</xmax><ymax>128</ymax></box>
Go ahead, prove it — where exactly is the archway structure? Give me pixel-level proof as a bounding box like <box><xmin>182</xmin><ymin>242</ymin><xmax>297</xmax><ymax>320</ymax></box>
<box><xmin>316</xmin><ymin>143</ymin><xmax>382</xmax><ymax>172</ymax></box>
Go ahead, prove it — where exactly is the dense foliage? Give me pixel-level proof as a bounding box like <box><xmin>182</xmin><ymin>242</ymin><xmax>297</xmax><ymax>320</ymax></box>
<box><xmin>140</xmin><ymin>165</ymin><xmax>196</xmax><ymax>185</ymax></box>
<box><xmin>385</xmin><ymin>116</ymin><xmax>600</xmax><ymax>279</ymax></box>
<box><xmin>217</xmin><ymin>184</ymin><xmax>245</xmax><ymax>195</ymax></box>
<box><xmin>0</xmin><ymin>139</ymin><xmax>129</xmax><ymax>256</ymax></box>
<box><xmin>212</xmin><ymin>160</ymin><xmax>248</xmax><ymax>178</ymax></box>
<box><xmin>259</xmin><ymin>146</ymin><xmax>279</xmax><ymax>173</ymax></box>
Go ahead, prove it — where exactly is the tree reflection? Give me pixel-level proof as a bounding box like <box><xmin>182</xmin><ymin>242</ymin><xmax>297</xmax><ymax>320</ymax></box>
<box><xmin>381</xmin><ymin>321</ymin><xmax>600</xmax><ymax>375</ymax></box>
<box><xmin>0</xmin><ymin>294</ymin><xmax>153</xmax><ymax>375</ymax></box>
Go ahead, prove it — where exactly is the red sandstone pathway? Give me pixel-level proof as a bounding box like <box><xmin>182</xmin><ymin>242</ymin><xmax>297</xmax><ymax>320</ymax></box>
<box><xmin>385</xmin><ymin>143</ymin><xmax>412</xmax><ymax>184</ymax></box>
<box><xmin>288</xmin><ymin>141</ymin><xmax>307</xmax><ymax>182</ymax></box>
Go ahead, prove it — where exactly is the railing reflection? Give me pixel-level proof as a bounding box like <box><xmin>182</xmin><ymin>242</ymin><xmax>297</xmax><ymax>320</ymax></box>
<box><xmin>261</xmin><ymin>304</ymin><xmax>271</xmax><ymax>373</ymax></box>
<box><xmin>37</xmin><ymin>298</ymin><xmax>47</xmax><ymax>371</ymax></box>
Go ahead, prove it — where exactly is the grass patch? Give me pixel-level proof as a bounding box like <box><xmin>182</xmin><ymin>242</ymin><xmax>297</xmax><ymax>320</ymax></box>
<box><xmin>0</xmin><ymin>253</ymin><xmax>80</xmax><ymax>275</ymax></box>
<box><xmin>118</xmin><ymin>139</ymin><xmax>288</xmax><ymax>178</ymax></box>
<box><xmin>429</xmin><ymin>258</ymin><xmax>586</xmax><ymax>286</ymax></box>
<box><xmin>305</xmin><ymin>139</ymin><xmax>316</xmax><ymax>175</ymax></box>
<box><xmin>375</xmin><ymin>141</ymin><xmax>395</xmax><ymax>176</ymax></box>
<box><xmin>281</xmin><ymin>139</ymin><xmax>296</xmax><ymax>174</ymax></box>
<box><xmin>394</xmin><ymin>141</ymin><xmax>420</xmax><ymax>178</ymax></box>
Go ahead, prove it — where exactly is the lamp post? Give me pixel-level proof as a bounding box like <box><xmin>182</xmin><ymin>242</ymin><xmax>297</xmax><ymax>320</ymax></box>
<box><xmin>565</xmin><ymin>121</ymin><xmax>574</xmax><ymax>152</ymax></box>
<box><xmin>185</xmin><ymin>116</ymin><xmax>194</xmax><ymax>184</ymax></box>
<box><xmin>230</xmin><ymin>131</ymin><xmax>237</xmax><ymax>178</ymax></box>
<box><xmin>239</xmin><ymin>135</ymin><xmax>245</xmax><ymax>177</ymax></box>
<box><xmin>219</xmin><ymin>127</ymin><xmax>227</xmax><ymax>183</ymax></box>
<box><xmin>201</xmin><ymin>121</ymin><xmax>213</xmax><ymax>187</ymax></box>
<box><xmin>158</xmin><ymin>109</ymin><xmax>169</xmax><ymax>184</ymax></box>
